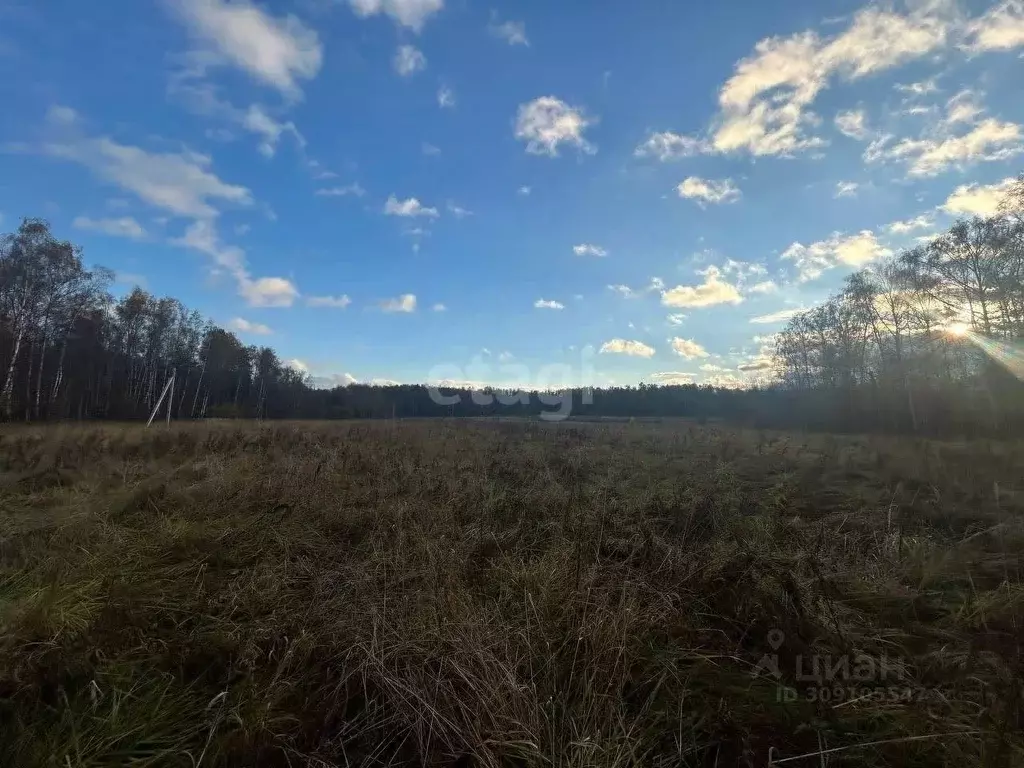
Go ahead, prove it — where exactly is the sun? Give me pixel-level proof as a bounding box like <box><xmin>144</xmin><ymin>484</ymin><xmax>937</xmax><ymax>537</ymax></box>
<box><xmin>946</xmin><ymin>322</ymin><xmax>970</xmax><ymax>337</ymax></box>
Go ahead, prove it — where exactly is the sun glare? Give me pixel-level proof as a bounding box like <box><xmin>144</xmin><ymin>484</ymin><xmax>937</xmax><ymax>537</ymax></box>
<box><xmin>946</xmin><ymin>322</ymin><xmax>970</xmax><ymax>337</ymax></box>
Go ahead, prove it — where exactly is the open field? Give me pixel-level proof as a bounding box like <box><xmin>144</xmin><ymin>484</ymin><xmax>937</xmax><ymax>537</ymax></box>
<box><xmin>1</xmin><ymin>420</ymin><xmax>1023</xmax><ymax>767</ymax></box>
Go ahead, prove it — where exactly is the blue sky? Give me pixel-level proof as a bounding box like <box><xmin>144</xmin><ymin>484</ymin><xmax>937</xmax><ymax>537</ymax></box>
<box><xmin>1</xmin><ymin>0</ymin><xmax>1023</xmax><ymax>389</ymax></box>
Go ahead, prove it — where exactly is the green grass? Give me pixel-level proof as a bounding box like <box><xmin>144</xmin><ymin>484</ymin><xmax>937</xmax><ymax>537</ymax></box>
<box><xmin>1</xmin><ymin>420</ymin><xmax>1022</xmax><ymax>766</ymax></box>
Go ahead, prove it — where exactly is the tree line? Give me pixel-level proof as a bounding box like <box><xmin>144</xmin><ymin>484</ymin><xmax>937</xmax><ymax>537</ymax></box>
<box><xmin>0</xmin><ymin>219</ymin><xmax>308</xmax><ymax>423</ymax></box>
<box><xmin>2</xmin><ymin>173</ymin><xmax>1023</xmax><ymax>437</ymax></box>
<box><xmin>0</xmin><ymin>220</ymin><xmax>761</xmax><ymax>426</ymax></box>
<box><xmin>774</xmin><ymin>174</ymin><xmax>1024</xmax><ymax>436</ymax></box>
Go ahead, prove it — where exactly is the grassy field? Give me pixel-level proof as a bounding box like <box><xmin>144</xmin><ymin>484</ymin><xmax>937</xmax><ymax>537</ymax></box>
<box><xmin>1</xmin><ymin>420</ymin><xmax>1022</xmax><ymax>767</ymax></box>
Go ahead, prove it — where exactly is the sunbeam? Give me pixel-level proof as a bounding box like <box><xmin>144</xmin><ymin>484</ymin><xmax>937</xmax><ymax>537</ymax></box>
<box><xmin>957</xmin><ymin>330</ymin><xmax>1024</xmax><ymax>381</ymax></box>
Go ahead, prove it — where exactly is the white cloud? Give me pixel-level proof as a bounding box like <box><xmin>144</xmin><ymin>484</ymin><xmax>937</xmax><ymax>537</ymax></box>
<box><xmin>169</xmin><ymin>0</ymin><xmax>322</xmax><ymax>97</ymax></box>
<box><xmin>966</xmin><ymin>0</ymin><xmax>1024</xmax><ymax>52</ymax></box>
<box><xmin>723</xmin><ymin>262</ymin><xmax>777</xmax><ymax>298</ymax></box>
<box><xmin>750</xmin><ymin>307</ymin><xmax>804</xmax><ymax>324</ymax></box>
<box><xmin>286</xmin><ymin>358</ymin><xmax>309</xmax><ymax>373</ymax></box>
<box><xmin>73</xmin><ymin>215</ymin><xmax>146</xmax><ymax>239</ymax></box>
<box><xmin>171</xmin><ymin>222</ymin><xmax>289</xmax><ymax>310</ymax></box>
<box><xmin>650</xmin><ymin>371</ymin><xmax>697</xmax><ymax>384</ymax></box>
<box><xmin>168</xmin><ymin>78</ymin><xmax>306</xmax><ymax>158</ymax></box>
<box><xmin>720</xmin><ymin>260</ymin><xmax>770</xmax><ymax>296</ymax></box>
<box><xmin>421</xmin><ymin>142</ymin><xmax>441</xmax><ymax>156</ymax></box>
<box><xmin>700</xmin><ymin>364</ymin><xmax>730</xmax><ymax>373</ymax></box>
<box><xmin>734</xmin><ymin>337</ymin><xmax>779</xmax><ymax>375</ymax></box>
<box><xmin>171</xmin><ymin>220</ymin><xmax>297</xmax><ymax>306</ymax></box>
<box><xmin>887</xmin><ymin>213</ymin><xmax>935</xmax><ymax>233</ymax></box>
<box><xmin>384</xmin><ymin>195</ymin><xmax>439</xmax><ymax>218</ymax></box>
<box><xmin>347</xmin><ymin>0</ymin><xmax>443</xmax><ymax>32</ymax></box>
<box><xmin>607</xmin><ymin>284</ymin><xmax>637</xmax><ymax>298</ymax></box>
<box><xmin>895</xmin><ymin>79</ymin><xmax>939</xmax><ymax>96</ymax></box>
<box><xmin>942</xmin><ymin>177</ymin><xmax>1017</xmax><ymax>215</ymax></box>
<box><xmin>835</xmin><ymin>108</ymin><xmax>872</xmax><ymax>140</ymax></box>
<box><xmin>534</xmin><ymin>299</ymin><xmax>565</xmax><ymax>310</ymax></box>
<box><xmin>721</xmin><ymin>259</ymin><xmax>767</xmax><ymax>286</ymax></box>
<box><xmin>866</xmin><ymin>119</ymin><xmax>1023</xmax><ymax>176</ymax></box>
<box><xmin>310</xmin><ymin>372</ymin><xmax>359</xmax><ymax>389</ymax></box>
<box><xmin>700</xmin><ymin>372</ymin><xmax>746</xmax><ymax>389</ymax></box>
<box><xmin>670</xmin><ymin>337</ymin><xmax>709</xmax><ymax>359</ymax></box>
<box><xmin>748</xmin><ymin>280</ymin><xmax>779</xmax><ymax>294</ymax></box>
<box><xmin>47</xmin><ymin>105</ymin><xmax>79</xmax><ymax>125</ymax></box>
<box><xmin>393</xmin><ymin>44</ymin><xmax>426</xmax><ymax>76</ymax></box>
<box><xmin>172</xmin><ymin>219</ymin><xmax>245</xmax><ymax>273</ymax></box>
<box><xmin>498</xmin><ymin>351</ymin><xmax>515</xmax><ymax>362</ymax></box>
<box><xmin>600</xmin><ymin>339</ymin><xmax>656</xmax><ymax>357</ymax></box>
<box><xmin>782</xmin><ymin>230</ymin><xmax>892</xmax><ymax>281</ymax></box>
<box><xmin>437</xmin><ymin>85</ymin><xmax>455</xmax><ymax>108</ymax></box>
<box><xmin>489</xmin><ymin>14</ymin><xmax>528</xmax><ymax>45</ymax></box>
<box><xmin>316</xmin><ymin>183</ymin><xmax>365</xmax><ymax>197</ymax></box>
<box><xmin>661</xmin><ymin>265</ymin><xmax>743</xmax><ymax>308</ymax></box>
<box><xmin>239</xmin><ymin>276</ymin><xmax>299</xmax><ymax>308</ymax></box>
<box><xmin>904</xmin><ymin>104</ymin><xmax>940</xmax><ymax>118</ymax></box>
<box><xmin>666</xmin><ymin>313</ymin><xmax>687</xmax><ymax>326</ymax></box>
<box><xmin>634</xmin><ymin>131</ymin><xmax>706</xmax><ymax>161</ymax></box>
<box><xmin>432</xmin><ymin>302</ymin><xmax>447</xmax><ymax>312</ymax></box>
<box><xmin>307</xmin><ymin>294</ymin><xmax>351</xmax><ymax>308</ymax></box>
<box><xmin>608</xmin><ymin>277</ymin><xmax>665</xmax><ymax>299</ymax></box>
<box><xmin>515</xmin><ymin>96</ymin><xmax>596</xmax><ymax>157</ymax></box>
<box><xmin>229</xmin><ymin>317</ymin><xmax>272</xmax><ymax>335</ymax></box>
<box><xmin>834</xmin><ymin>181</ymin><xmax>860</xmax><ymax>198</ymax></box>
<box><xmin>45</xmin><ymin>136</ymin><xmax>251</xmax><ymax>220</ymax></box>
<box><xmin>573</xmin><ymin>243</ymin><xmax>607</xmax><ymax>257</ymax></box>
<box><xmin>242</xmin><ymin>104</ymin><xmax>304</xmax><ymax>157</ymax></box>
<box><xmin>708</xmin><ymin>4</ymin><xmax>951</xmax><ymax>156</ymax></box>
<box><xmin>676</xmin><ymin>176</ymin><xmax>741</xmax><ymax>205</ymax></box>
<box><xmin>425</xmin><ymin>376</ymin><xmax>503</xmax><ymax>390</ymax></box>
<box><xmin>945</xmin><ymin>89</ymin><xmax>984</xmax><ymax>125</ymax></box>
<box><xmin>381</xmin><ymin>293</ymin><xmax>417</xmax><ymax>312</ymax></box>
<box><xmin>205</xmin><ymin>127</ymin><xmax>236</xmax><ymax>142</ymax></box>
<box><xmin>446</xmin><ymin>201</ymin><xmax>472</xmax><ymax>218</ymax></box>
<box><xmin>517</xmin><ymin>185</ymin><xmax>531</xmax><ymax>196</ymax></box>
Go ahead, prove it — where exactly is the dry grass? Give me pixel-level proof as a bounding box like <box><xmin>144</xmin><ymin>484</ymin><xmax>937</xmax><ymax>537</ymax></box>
<box><xmin>1</xmin><ymin>419</ymin><xmax>1023</xmax><ymax>766</ymax></box>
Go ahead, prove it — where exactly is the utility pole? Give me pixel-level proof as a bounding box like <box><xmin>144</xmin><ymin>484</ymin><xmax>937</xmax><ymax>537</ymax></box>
<box><xmin>147</xmin><ymin>371</ymin><xmax>175</xmax><ymax>428</ymax></box>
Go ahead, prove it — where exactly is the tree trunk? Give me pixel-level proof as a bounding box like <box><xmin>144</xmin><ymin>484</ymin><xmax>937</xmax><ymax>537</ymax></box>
<box><xmin>23</xmin><ymin>337</ymin><xmax>37</xmax><ymax>421</ymax></box>
<box><xmin>905</xmin><ymin>375</ymin><xmax>918</xmax><ymax>434</ymax></box>
<box><xmin>0</xmin><ymin>323</ymin><xmax>26</xmax><ymax>420</ymax></box>
<box><xmin>34</xmin><ymin>333</ymin><xmax>47</xmax><ymax>420</ymax></box>
<box><xmin>51</xmin><ymin>339</ymin><xmax>67</xmax><ymax>404</ymax></box>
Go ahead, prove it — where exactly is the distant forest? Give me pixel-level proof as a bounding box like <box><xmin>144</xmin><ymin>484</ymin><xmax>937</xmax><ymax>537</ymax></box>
<box><xmin>2</xmin><ymin>174</ymin><xmax>1023</xmax><ymax>437</ymax></box>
